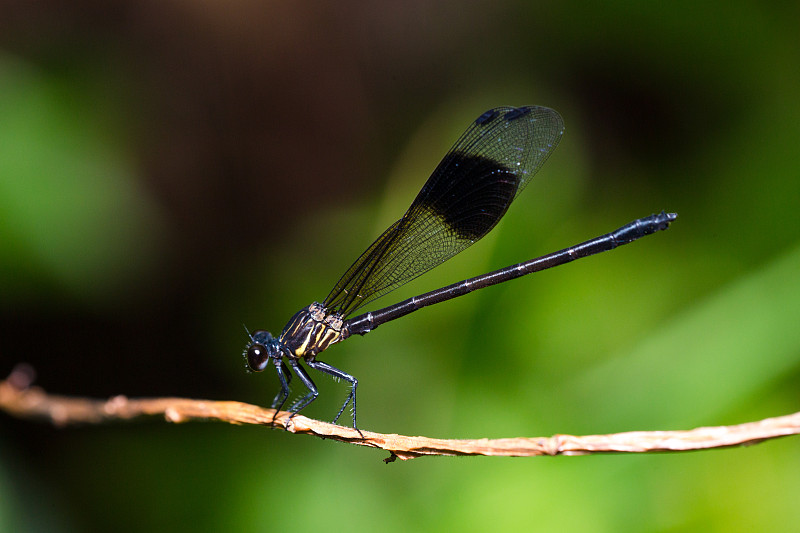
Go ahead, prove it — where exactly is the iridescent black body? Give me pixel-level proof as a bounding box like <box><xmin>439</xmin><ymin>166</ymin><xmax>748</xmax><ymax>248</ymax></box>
<box><xmin>244</xmin><ymin>105</ymin><xmax>676</xmax><ymax>431</ymax></box>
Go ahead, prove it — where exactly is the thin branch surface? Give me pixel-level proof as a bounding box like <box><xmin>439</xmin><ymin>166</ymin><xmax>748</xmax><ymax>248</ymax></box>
<box><xmin>1</xmin><ymin>367</ymin><xmax>797</xmax><ymax>461</ymax></box>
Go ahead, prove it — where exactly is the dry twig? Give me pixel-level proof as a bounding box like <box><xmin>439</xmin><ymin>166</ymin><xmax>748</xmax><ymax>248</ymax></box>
<box><xmin>1</xmin><ymin>365</ymin><xmax>797</xmax><ymax>462</ymax></box>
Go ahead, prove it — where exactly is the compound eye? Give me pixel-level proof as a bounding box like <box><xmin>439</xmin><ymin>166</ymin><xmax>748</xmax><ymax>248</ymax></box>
<box><xmin>246</xmin><ymin>344</ymin><xmax>270</xmax><ymax>372</ymax></box>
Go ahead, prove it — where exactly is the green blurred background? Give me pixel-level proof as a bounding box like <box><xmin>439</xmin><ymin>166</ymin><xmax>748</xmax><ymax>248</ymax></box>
<box><xmin>1</xmin><ymin>1</ymin><xmax>799</xmax><ymax>531</ymax></box>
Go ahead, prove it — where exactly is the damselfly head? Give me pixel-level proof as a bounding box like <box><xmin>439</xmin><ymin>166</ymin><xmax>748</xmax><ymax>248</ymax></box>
<box><xmin>244</xmin><ymin>330</ymin><xmax>279</xmax><ymax>372</ymax></box>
